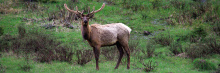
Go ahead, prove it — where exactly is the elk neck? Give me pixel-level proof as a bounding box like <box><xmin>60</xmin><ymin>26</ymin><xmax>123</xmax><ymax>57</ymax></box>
<box><xmin>81</xmin><ymin>22</ymin><xmax>91</xmax><ymax>41</ymax></box>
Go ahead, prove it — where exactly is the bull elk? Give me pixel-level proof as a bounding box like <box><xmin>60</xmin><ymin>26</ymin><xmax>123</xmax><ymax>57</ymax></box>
<box><xmin>64</xmin><ymin>3</ymin><xmax>131</xmax><ymax>70</ymax></box>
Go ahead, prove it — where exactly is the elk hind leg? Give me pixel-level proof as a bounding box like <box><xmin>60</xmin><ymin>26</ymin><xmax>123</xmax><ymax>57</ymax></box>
<box><xmin>115</xmin><ymin>42</ymin><xmax>124</xmax><ymax>69</ymax></box>
<box><xmin>120</xmin><ymin>40</ymin><xmax>130</xmax><ymax>69</ymax></box>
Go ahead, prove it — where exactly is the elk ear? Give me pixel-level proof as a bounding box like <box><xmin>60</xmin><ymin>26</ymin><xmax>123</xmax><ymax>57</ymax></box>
<box><xmin>75</xmin><ymin>14</ymin><xmax>81</xmax><ymax>18</ymax></box>
<box><xmin>88</xmin><ymin>14</ymin><xmax>94</xmax><ymax>18</ymax></box>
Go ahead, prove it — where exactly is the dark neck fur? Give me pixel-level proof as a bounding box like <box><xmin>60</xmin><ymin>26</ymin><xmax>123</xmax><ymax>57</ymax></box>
<box><xmin>81</xmin><ymin>23</ymin><xmax>90</xmax><ymax>40</ymax></box>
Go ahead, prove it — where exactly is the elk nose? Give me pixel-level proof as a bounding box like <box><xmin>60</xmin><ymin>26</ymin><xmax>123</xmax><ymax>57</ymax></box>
<box><xmin>84</xmin><ymin>20</ymin><xmax>88</xmax><ymax>23</ymax></box>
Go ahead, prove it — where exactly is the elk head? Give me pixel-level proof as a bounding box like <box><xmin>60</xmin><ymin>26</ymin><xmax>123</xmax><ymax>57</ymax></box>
<box><xmin>64</xmin><ymin>3</ymin><xmax>105</xmax><ymax>26</ymax></box>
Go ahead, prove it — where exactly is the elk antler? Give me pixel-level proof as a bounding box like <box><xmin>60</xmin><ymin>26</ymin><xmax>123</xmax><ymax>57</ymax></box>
<box><xmin>89</xmin><ymin>3</ymin><xmax>105</xmax><ymax>14</ymax></box>
<box><xmin>64</xmin><ymin>4</ymin><xmax>82</xmax><ymax>14</ymax></box>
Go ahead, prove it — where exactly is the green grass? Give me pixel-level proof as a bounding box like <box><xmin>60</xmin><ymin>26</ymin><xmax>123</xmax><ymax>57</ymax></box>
<box><xmin>1</xmin><ymin>55</ymin><xmax>218</xmax><ymax>73</ymax></box>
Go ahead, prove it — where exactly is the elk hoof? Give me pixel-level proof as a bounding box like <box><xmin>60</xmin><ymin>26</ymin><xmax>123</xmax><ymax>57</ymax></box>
<box><xmin>127</xmin><ymin>67</ymin><xmax>130</xmax><ymax>69</ymax></box>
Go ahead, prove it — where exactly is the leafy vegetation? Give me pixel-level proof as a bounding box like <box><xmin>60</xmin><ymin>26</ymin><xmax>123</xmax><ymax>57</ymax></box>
<box><xmin>0</xmin><ymin>0</ymin><xmax>219</xmax><ymax>73</ymax></box>
<box><xmin>193</xmin><ymin>58</ymin><xmax>217</xmax><ymax>70</ymax></box>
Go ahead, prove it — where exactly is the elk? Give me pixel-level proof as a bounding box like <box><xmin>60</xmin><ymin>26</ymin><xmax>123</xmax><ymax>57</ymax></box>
<box><xmin>64</xmin><ymin>3</ymin><xmax>131</xmax><ymax>70</ymax></box>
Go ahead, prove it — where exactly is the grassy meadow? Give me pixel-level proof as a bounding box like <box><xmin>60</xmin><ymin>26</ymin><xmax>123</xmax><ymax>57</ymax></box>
<box><xmin>0</xmin><ymin>0</ymin><xmax>219</xmax><ymax>73</ymax></box>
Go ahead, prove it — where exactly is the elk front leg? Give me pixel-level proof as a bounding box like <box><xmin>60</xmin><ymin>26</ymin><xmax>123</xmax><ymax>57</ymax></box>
<box><xmin>93</xmin><ymin>46</ymin><xmax>100</xmax><ymax>70</ymax></box>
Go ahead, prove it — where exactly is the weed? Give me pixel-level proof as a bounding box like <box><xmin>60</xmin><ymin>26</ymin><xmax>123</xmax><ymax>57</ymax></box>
<box><xmin>212</xmin><ymin>23</ymin><xmax>220</xmax><ymax>36</ymax></box>
<box><xmin>122</xmin><ymin>0</ymin><xmax>144</xmax><ymax>11</ymax></box>
<box><xmin>170</xmin><ymin>0</ymin><xmax>186</xmax><ymax>10</ymax></box>
<box><xmin>189</xmin><ymin>26</ymin><xmax>207</xmax><ymax>43</ymax></box>
<box><xmin>134</xmin><ymin>60</ymin><xmax>158</xmax><ymax>72</ymax></box>
<box><xmin>203</xmin><ymin>35</ymin><xmax>220</xmax><ymax>54</ymax></box>
<box><xmin>0</xmin><ymin>0</ymin><xmax>21</xmax><ymax>14</ymax></box>
<box><xmin>151</xmin><ymin>0</ymin><xmax>161</xmax><ymax>9</ymax></box>
<box><xmin>20</xmin><ymin>64</ymin><xmax>32</xmax><ymax>72</ymax></box>
<box><xmin>145</xmin><ymin>40</ymin><xmax>156</xmax><ymax>58</ymax></box>
<box><xmin>0</xmin><ymin>34</ymin><xmax>15</xmax><ymax>52</ymax></box>
<box><xmin>168</xmin><ymin>40</ymin><xmax>183</xmax><ymax>55</ymax></box>
<box><xmin>0</xmin><ymin>64</ymin><xmax>6</xmax><ymax>73</ymax></box>
<box><xmin>185</xmin><ymin>43</ymin><xmax>211</xmax><ymax>59</ymax></box>
<box><xmin>101</xmin><ymin>46</ymin><xmax>118</xmax><ymax>61</ymax></box>
<box><xmin>22</xmin><ymin>0</ymin><xmax>59</xmax><ymax>3</ymax></box>
<box><xmin>193</xmin><ymin>58</ymin><xmax>217</xmax><ymax>70</ymax></box>
<box><xmin>129</xmin><ymin>34</ymin><xmax>140</xmax><ymax>54</ymax></box>
<box><xmin>153</xmin><ymin>33</ymin><xmax>173</xmax><ymax>46</ymax></box>
<box><xmin>0</xmin><ymin>27</ymin><xmax>3</xmax><ymax>36</ymax></box>
<box><xmin>10</xmin><ymin>26</ymin><xmax>74</xmax><ymax>63</ymax></box>
<box><xmin>76</xmin><ymin>49</ymin><xmax>93</xmax><ymax>65</ymax></box>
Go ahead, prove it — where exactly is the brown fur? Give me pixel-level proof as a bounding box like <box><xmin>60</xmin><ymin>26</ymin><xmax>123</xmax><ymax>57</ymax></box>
<box><xmin>82</xmin><ymin>23</ymin><xmax>131</xmax><ymax>70</ymax></box>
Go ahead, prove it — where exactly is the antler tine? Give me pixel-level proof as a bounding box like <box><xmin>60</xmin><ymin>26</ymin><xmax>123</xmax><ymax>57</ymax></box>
<box><xmin>75</xmin><ymin>6</ymin><xmax>82</xmax><ymax>14</ymax></box>
<box><xmin>64</xmin><ymin>4</ymin><xmax>81</xmax><ymax>14</ymax></box>
<box><xmin>64</xmin><ymin>4</ymin><xmax>77</xmax><ymax>14</ymax></box>
<box><xmin>90</xmin><ymin>3</ymin><xmax>105</xmax><ymax>14</ymax></box>
<box><xmin>88</xmin><ymin>7</ymin><xmax>90</xmax><ymax>13</ymax></box>
<box><xmin>90</xmin><ymin>6</ymin><xmax>95</xmax><ymax>14</ymax></box>
<box><xmin>81</xmin><ymin>10</ymin><xmax>84</xmax><ymax>14</ymax></box>
<box><xmin>76</xmin><ymin>6</ymin><xmax>78</xmax><ymax>11</ymax></box>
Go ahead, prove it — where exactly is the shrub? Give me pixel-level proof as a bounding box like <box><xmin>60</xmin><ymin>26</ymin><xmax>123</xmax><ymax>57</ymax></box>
<box><xmin>193</xmin><ymin>58</ymin><xmax>217</xmax><ymax>70</ymax></box>
<box><xmin>76</xmin><ymin>49</ymin><xmax>93</xmax><ymax>65</ymax></box>
<box><xmin>145</xmin><ymin>40</ymin><xmax>156</xmax><ymax>58</ymax></box>
<box><xmin>19</xmin><ymin>64</ymin><xmax>32</xmax><ymax>72</ymax></box>
<box><xmin>122</xmin><ymin>0</ymin><xmax>144</xmax><ymax>11</ymax></box>
<box><xmin>10</xmin><ymin>26</ymin><xmax>74</xmax><ymax>63</ymax></box>
<box><xmin>170</xmin><ymin>0</ymin><xmax>186</xmax><ymax>10</ymax></box>
<box><xmin>168</xmin><ymin>41</ymin><xmax>183</xmax><ymax>55</ymax></box>
<box><xmin>129</xmin><ymin>34</ymin><xmax>140</xmax><ymax>54</ymax></box>
<box><xmin>21</xmin><ymin>0</ymin><xmax>58</xmax><ymax>3</ymax></box>
<box><xmin>101</xmin><ymin>46</ymin><xmax>118</xmax><ymax>61</ymax></box>
<box><xmin>215</xmin><ymin>68</ymin><xmax>220</xmax><ymax>73</ymax></box>
<box><xmin>134</xmin><ymin>60</ymin><xmax>158</xmax><ymax>72</ymax></box>
<box><xmin>0</xmin><ymin>34</ymin><xmax>15</xmax><ymax>52</ymax></box>
<box><xmin>165</xmin><ymin>0</ymin><xmax>216</xmax><ymax>26</ymax></box>
<box><xmin>189</xmin><ymin>26</ymin><xmax>207</xmax><ymax>43</ymax></box>
<box><xmin>0</xmin><ymin>64</ymin><xmax>6</xmax><ymax>73</ymax></box>
<box><xmin>203</xmin><ymin>36</ymin><xmax>220</xmax><ymax>54</ymax></box>
<box><xmin>0</xmin><ymin>27</ymin><xmax>3</xmax><ymax>36</ymax></box>
<box><xmin>212</xmin><ymin>23</ymin><xmax>220</xmax><ymax>36</ymax></box>
<box><xmin>151</xmin><ymin>0</ymin><xmax>161</xmax><ymax>9</ymax></box>
<box><xmin>153</xmin><ymin>33</ymin><xmax>173</xmax><ymax>46</ymax></box>
<box><xmin>185</xmin><ymin>43</ymin><xmax>211</xmax><ymax>59</ymax></box>
<box><xmin>135</xmin><ymin>40</ymin><xmax>156</xmax><ymax>60</ymax></box>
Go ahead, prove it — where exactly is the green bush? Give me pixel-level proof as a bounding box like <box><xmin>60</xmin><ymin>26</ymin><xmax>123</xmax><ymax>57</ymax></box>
<box><xmin>168</xmin><ymin>41</ymin><xmax>183</xmax><ymax>55</ymax></box>
<box><xmin>203</xmin><ymin>36</ymin><xmax>220</xmax><ymax>54</ymax></box>
<box><xmin>189</xmin><ymin>26</ymin><xmax>207</xmax><ymax>43</ymax></box>
<box><xmin>129</xmin><ymin>34</ymin><xmax>140</xmax><ymax>54</ymax></box>
<box><xmin>5</xmin><ymin>26</ymin><xmax>74</xmax><ymax>63</ymax></box>
<box><xmin>193</xmin><ymin>58</ymin><xmax>217</xmax><ymax>70</ymax></box>
<box><xmin>0</xmin><ymin>34</ymin><xmax>15</xmax><ymax>52</ymax></box>
<box><xmin>153</xmin><ymin>33</ymin><xmax>173</xmax><ymax>46</ymax></box>
<box><xmin>101</xmin><ymin>46</ymin><xmax>118</xmax><ymax>61</ymax></box>
<box><xmin>134</xmin><ymin>60</ymin><xmax>158</xmax><ymax>72</ymax></box>
<box><xmin>0</xmin><ymin>64</ymin><xmax>6</xmax><ymax>73</ymax></box>
<box><xmin>212</xmin><ymin>23</ymin><xmax>220</xmax><ymax>36</ymax></box>
<box><xmin>145</xmin><ymin>40</ymin><xmax>156</xmax><ymax>58</ymax></box>
<box><xmin>21</xmin><ymin>0</ymin><xmax>58</xmax><ymax>3</ymax></box>
<box><xmin>185</xmin><ymin>43</ymin><xmax>211</xmax><ymax>59</ymax></box>
<box><xmin>0</xmin><ymin>27</ymin><xmax>3</xmax><ymax>36</ymax></box>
